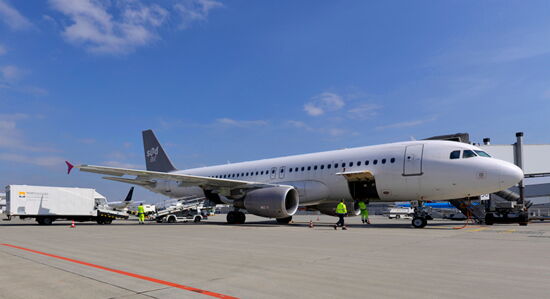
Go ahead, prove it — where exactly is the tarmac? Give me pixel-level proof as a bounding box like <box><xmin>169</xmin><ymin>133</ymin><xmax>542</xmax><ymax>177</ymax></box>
<box><xmin>1</xmin><ymin>214</ymin><xmax>550</xmax><ymax>299</ymax></box>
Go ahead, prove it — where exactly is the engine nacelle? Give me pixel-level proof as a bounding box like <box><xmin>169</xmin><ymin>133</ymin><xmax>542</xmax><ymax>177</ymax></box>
<box><xmin>240</xmin><ymin>186</ymin><xmax>299</xmax><ymax>218</ymax></box>
<box><xmin>314</xmin><ymin>200</ymin><xmax>361</xmax><ymax>217</ymax></box>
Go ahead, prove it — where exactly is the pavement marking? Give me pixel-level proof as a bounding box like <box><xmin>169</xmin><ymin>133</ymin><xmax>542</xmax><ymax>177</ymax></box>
<box><xmin>502</xmin><ymin>229</ymin><xmax>517</xmax><ymax>233</ymax></box>
<box><xmin>0</xmin><ymin>243</ymin><xmax>238</xmax><ymax>299</ymax></box>
<box><xmin>467</xmin><ymin>227</ymin><xmax>489</xmax><ymax>232</ymax></box>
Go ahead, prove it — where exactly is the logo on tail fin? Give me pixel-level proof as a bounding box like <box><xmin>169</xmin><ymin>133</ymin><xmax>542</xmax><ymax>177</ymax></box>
<box><xmin>146</xmin><ymin>146</ymin><xmax>159</xmax><ymax>163</ymax></box>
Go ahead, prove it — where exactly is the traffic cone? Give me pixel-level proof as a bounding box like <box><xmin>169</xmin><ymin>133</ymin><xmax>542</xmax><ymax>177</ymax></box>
<box><xmin>309</xmin><ymin>220</ymin><xmax>314</xmax><ymax>228</ymax></box>
<box><xmin>70</xmin><ymin>220</ymin><xmax>75</xmax><ymax>228</ymax></box>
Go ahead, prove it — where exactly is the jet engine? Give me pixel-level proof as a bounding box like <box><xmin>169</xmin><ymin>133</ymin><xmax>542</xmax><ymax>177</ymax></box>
<box><xmin>314</xmin><ymin>200</ymin><xmax>361</xmax><ymax>217</ymax></box>
<box><xmin>236</xmin><ymin>186</ymin><xmax>299</xmax><ymax>218</ymax></box>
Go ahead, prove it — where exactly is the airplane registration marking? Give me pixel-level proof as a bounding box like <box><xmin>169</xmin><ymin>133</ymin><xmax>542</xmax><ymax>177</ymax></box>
<box><xmin>1</xmin><ymin>243</ymin><xmax>238</xmax><ymax>299</ymax></box>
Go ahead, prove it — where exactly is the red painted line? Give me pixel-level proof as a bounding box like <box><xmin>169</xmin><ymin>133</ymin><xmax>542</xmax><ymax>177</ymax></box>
<box><xmin>1</xmin><ymin>243</ymin><xmax>238</xmax><ymax>299</ymax></box>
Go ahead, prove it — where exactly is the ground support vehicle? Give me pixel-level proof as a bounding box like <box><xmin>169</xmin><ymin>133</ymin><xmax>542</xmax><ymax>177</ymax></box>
<box><xmin>4</xmin><ymin>185</ymin><xmax>129</xmax><ymax>225</ymax></box>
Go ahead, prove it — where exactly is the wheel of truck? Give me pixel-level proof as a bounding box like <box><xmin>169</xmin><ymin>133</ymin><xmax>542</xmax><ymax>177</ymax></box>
<box><xmin>104</xmin><ymin>219</ymin><xmax>113</xmax><ymax>225</ymax></box>
<box><xmin>485</xmin><ymin>213</ymin><xmax>494</xmax><ymax>225</ymax></box>
<box><xmin>519</xmin><ymin>212</ymin><xmax>529</xmax><ymax>226</ymax></box>
<box><xmin>42</xmin><ymin>217</ymin><xmax>53</xmax><ymax>225</ymax></box>
<box><xmin>36</xmin><ymin>218</ymin><xmax>44</xmax><ymax>225</ymax></box>
<box><xmin>193</xmin><ymin>216</ymin><xmax>201</xmax><ymax>223</ymax></box>
<box><xmin>167</xmin><ymin>216</ymin><xmax>176</xmax><ymax>223</ymax></box>
<box><xmin>97</xmin><ymin>219</ymin><xmax>104</xmax><ymax>225</ymax></box>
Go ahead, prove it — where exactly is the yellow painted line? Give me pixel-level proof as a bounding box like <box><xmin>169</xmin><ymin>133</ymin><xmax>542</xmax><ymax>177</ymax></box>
<box><xmin>467</xmin><ymin>227</ymin><xmax>489</xmax><ymax>232</ymax></box>
<box><xmin>501</xmin><ymin>229</ymin><xmax>516</xmax><ymax>233</ymax></box>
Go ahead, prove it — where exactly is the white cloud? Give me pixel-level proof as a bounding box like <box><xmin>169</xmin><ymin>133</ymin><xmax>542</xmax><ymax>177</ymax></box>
<box><xmin>304</xmin><ymin>92</ymin><xmax>345</xmax><ymax>116</ymax></box>
<box><xmin>0</xmin><ymin>153</ymin><xmax>65</xmax><ymax>167</ymax></box>
<box><xmin>0</xmin><ymin>65</ymin><xmax>24</xmax><ymax>81</ymax></box>
<box><xmin>376</xmin><ymin>117</ymin><xmax>436</xmax><ymax>130</ymax></box>
<box><xmin>174</xmin><ymin>0</ymin><xmax>223</xmax><ymax>29</ymax></box>
<box><xmin>216</xmin><ymin>118</ymin><xmax>268</xmax><ymax>127</ymax></box>
<box><xmin>103</xmin><ymin>160</ymin><xmax>142</xmax><ymax>169</ymax></box>
<box><xmin>0</xmin><ymin>44</ymin><xmax>6</xmax><ymax>55</ymax></box>
<box><xmin>49</xmin><ymin>0</ymin><xmax>168</xmax><ymax>54</ymax></box>
<box><xmin>0</xmin><ymin>0</ymin><xmax>33</xmax><ymax>30</ymax></box>
<box><xmin>0</xmin><ymin>114</ymin><xmax>57</xmax><ymax>152</ymax></box>
<box><xmin>348</xmin><ymin>103</ymin><xmax>382</xmax><ymax>120</ymax></box>
<box><xmin>286</xmin><ymin>120</ymin><xmax>351</xmax><ymax>137</ymax></box>
<box><xmin>78</xmin><ymin>138</ymin><xmax>96</xmax><ymax>144</ymax></box>
<box><xmin>48</xmin><ymin>0</ymin><xmax>222</xmax><ymax>54</ymax></box>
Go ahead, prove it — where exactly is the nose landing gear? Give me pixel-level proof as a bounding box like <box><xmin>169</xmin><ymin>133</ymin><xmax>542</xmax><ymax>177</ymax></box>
<box><xmin>410</xmin><ymin>201</ymin><xmax>433</xmax><ymax>228</ymax></box>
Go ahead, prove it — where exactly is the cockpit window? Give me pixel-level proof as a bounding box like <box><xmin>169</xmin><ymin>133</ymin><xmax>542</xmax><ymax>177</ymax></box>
<box><xmin>474</xmin><ymin>150</ymin><xmax>491</xmax><ymax>157</ymax></box>
<box><xmin>450</xmin><ymin>150</ymin><xmax>460</xmax><ymax>159</ymax></box>
<box><xmin>463</xmin><ymin>150</ymin><xmax>477</xmax><ymax>158</ymax></box>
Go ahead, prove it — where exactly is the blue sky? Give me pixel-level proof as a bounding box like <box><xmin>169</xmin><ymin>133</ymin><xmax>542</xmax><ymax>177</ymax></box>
<box><xmin>1</xmin><ymin>0</ymin><xmax>549</xmax><ymax>202</ymax></box>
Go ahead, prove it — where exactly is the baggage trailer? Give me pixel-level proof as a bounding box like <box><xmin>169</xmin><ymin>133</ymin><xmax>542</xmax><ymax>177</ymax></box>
<box><xmin>4</xmin><ymin>185</ymin><xmax>128</xmax><ymax>225</ymax></box>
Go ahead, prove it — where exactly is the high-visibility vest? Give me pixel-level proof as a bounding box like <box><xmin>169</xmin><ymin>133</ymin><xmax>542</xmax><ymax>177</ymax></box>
<box><xmin>358</xmin><ymin>201</ymin><xmax>367</xmax><ymax>210</ymax></box>
<box><xmin>336</xmin><ymin>202</ymin><xmax>347</xmax><ymax>214</ymax></box>
<box><xmin>137</xmin><ymin>206</ymin><xmax>145</xmax><ymax>214</ymax></box>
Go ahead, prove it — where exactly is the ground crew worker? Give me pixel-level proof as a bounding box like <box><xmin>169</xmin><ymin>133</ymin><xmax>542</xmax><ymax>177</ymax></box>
<box><xmin>334</xmin><ymin>199</ymin><xmax>348</xmax><ymax>230</ymax></box>
<box><xmin>137</xmin><ymin>203</ymin><xmax>145</xmax><ymax>224</ymax></box>
<box><xmin>358</xmin><ymin>201</ymin><xmax>370</xmax><ymax>224</ymax></box>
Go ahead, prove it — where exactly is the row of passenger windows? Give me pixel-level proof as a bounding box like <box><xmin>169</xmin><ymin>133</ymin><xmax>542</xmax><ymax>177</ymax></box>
<box><xmin>207</xmin><ymin>157</ymin><xmax>397</xmax><ymax>179</ymax></box>
<box><xmin>449</xmin><ymin>150</ymin><xmax>492</xmax><ymax>159</ymax></box>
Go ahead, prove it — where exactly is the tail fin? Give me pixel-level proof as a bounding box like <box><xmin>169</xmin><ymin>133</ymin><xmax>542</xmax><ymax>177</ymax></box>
<box><xmin>142</xmin><ymin>129</ymin><xmax>177</xmax><ymax>172</ymax></box>
<box><xmin>124</xmin><ymin>187</ymin><xmax>134</xmax><ymax>202</ymax></box>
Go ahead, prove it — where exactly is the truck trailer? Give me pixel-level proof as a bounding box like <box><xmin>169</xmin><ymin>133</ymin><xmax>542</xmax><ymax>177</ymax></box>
<box><xmin>4</xmin><ymin>185</ymin><xmax>128</xmax><ymax>225</ymax></box>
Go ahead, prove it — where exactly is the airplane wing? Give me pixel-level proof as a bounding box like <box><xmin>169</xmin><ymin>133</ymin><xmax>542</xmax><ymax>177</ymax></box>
<box><xmin>74</xmin><ymin>164</ymin><xmax>279</xmax><ymax>196</ymax></box>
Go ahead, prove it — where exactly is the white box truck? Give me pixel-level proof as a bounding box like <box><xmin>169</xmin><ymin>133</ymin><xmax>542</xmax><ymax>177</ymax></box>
<box><xmin>5</xmin><ymin>185</ymin><xmax>128</xmax><ymax>225</ymax></box>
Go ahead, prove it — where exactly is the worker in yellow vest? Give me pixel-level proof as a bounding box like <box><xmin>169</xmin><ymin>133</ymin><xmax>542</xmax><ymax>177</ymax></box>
<box><xmin>334</xmin><ymin>200</ymin><xmax>348</xmax><ymax>230</ymax></box>
<box><xmin>358</xmin><ymin>201</ymin><xmax>370</xmax><ymax>224</ymax></box>
<box><xmin>137</xmin><ymin>203</ymin><xmax>145</xmax><ymax>224</ymax></box>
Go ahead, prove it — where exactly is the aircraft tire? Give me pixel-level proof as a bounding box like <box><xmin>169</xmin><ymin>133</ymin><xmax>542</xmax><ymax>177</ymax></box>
<box><xmin>276</xmin><ymin>216</ymin><xmax>292</xmax><ymax>224</ymax></box>
<box><xmin>226</xmin><ymin>211</ymin><xmax>238</xmax><ymax>224</ymax></box>
<box><xmin>412</xmin><ymin>217</ymin><xmax>427</xmax><ymax>228</ymax></box>
<box><xmin>237</xmin><ymin>212</ymin><xmax>246</xmax><ymax>224</ymax></box>
<box><xmin>194</xmin><ymin>216</ymin><xmax>201</xmax><ymax>223</ymax></box>
<box><xmin>42</xmin><ymin>217</ymin><xmax>53</xmax><ymax>225</ymax></box>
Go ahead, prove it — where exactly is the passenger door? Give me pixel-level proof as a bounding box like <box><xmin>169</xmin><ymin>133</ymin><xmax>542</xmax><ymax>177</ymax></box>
<box><xmin>403</xmin><ymin>144</ymin><xmax>424</xmax><ymax>176</ymax></box>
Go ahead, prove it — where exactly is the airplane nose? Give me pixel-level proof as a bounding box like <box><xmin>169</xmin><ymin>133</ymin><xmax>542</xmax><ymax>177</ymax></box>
<box><xmin>499</xmin><ymin>162</ymin><xmax>524</xmax><ymax>189</ymax></box>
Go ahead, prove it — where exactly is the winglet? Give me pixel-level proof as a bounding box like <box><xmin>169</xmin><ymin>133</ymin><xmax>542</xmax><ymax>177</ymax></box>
<box><xmin>65</xmin><ymin>161</ymin><xmax>74</xmax><ymax>174</ymax></box>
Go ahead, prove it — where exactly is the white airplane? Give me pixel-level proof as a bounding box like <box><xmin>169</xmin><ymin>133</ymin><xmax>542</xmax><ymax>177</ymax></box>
<box><xmin>67</xmin><ymin>130</ymin><xmax>523</xmax><ymax>228</ymax></box>
<box><xmin>105</xmin><ymin>187</ymin><xmax>136</xmax><ymax>211</ymax></box>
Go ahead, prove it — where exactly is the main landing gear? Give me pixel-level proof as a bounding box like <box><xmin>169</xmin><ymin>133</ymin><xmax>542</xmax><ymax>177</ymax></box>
<box><xmin>411</xmin><ymin>202</ymin><xmax>433</xmax><ymax>229</ymax></box>
<box><xmin>276</xmin><ymin>216</ymin><xmax>292</xmax><ymax>224</ymax></box>
<box><xmin>226</xmin><ymin>210</ymin><xmax>246</xmax><ymax>224</ymax></box>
